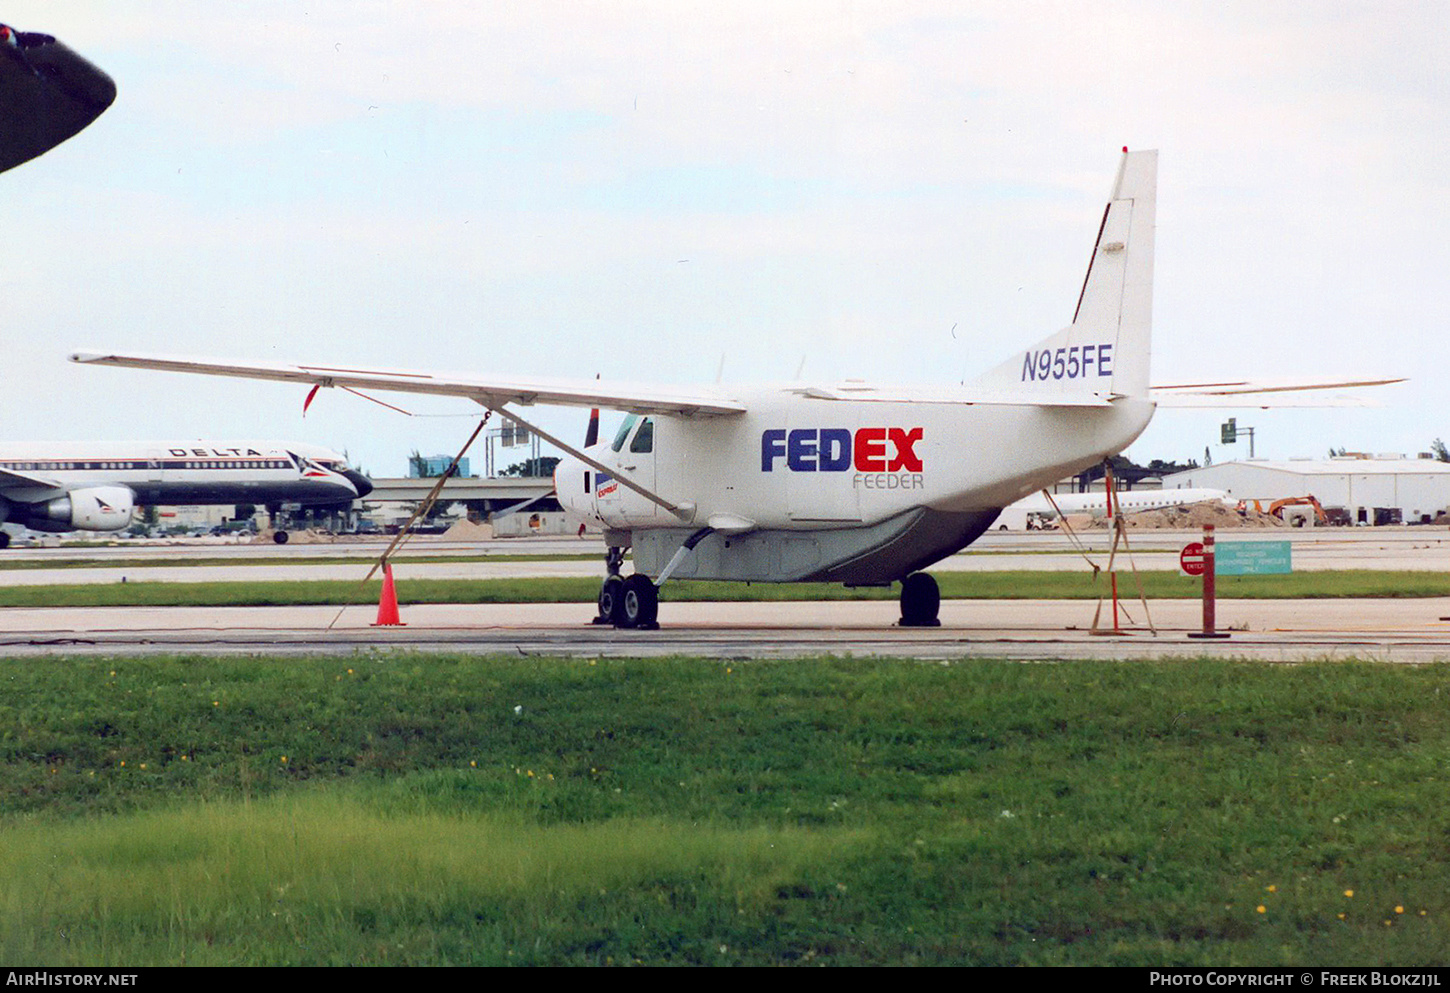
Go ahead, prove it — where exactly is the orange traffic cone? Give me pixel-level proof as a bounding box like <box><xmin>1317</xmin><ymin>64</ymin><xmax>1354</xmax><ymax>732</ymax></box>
<box><xmin>372</xmin><ymin>560</ymin><xmax>405</xmax><ymax>626</ymax></box>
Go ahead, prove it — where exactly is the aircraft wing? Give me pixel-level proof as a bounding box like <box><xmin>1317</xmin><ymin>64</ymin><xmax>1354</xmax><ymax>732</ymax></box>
<box><xmin>69</xmin><ymin>351</ymin><xmax>749</xmax><ymax>418</ymax></box>
<box><xmin>70</xmin><ymin>350</ymin><xmax>1122</xmax><ymax>414</ymax></box>
<box><xmin>0</xmin><ymin>466</ymin><xmax>62</xmax><ymax>490</ymax></box>
<box><xmin>1150</xmin><ymin>377</ymin><xmax>1406</xmax><ymax>408</ymax></box>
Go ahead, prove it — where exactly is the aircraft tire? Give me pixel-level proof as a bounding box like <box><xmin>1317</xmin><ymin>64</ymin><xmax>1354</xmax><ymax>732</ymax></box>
<box><xmin>899</xmin><ymin>572</ymin><xmax>941</xmax><ymax>627</ymax></box>
<box><xmin>619</xmin><ymin>574</ymin><xmax>659</xmax><ymax>629</ymax></box>
<box><xmin>0</xmin><ymin>532</ymin><xmax>9</xmax><ymax>549</ymax></box>
<box><xmin>273</xmin><ymin>530</ymin><xmax>289</xmax><ymax>544</ymax></box>
<box><xmin>597</xmin><ymin>575</ymin><xmax>626</xmax><ymax>625</ymax></box>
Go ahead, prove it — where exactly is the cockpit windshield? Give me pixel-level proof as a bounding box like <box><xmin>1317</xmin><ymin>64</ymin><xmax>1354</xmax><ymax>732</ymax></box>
<box><xmin>611</xmin><ymin>415</ymin><xmax>639</xmax><ymax>452</ymax></box>
<box><xmin>629</xmin><ymin>418</ymin><xmax>654</xmax><ymax>453</ymax></box>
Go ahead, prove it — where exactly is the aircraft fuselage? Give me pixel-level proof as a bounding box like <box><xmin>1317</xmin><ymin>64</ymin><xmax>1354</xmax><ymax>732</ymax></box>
<box><xmin>555</xmin><ymin>391</ymin><xmax>1155</xmax><ymax>583</ymax></box>
<box><xmin>0</xmin><ymin>441</ymin><xmax>369</xmax><ymax>534</ymax></box>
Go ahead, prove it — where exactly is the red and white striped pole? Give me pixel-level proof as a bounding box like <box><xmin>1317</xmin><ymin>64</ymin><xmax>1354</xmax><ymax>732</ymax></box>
<box><xmin>1188</xmin><ymin>524</ymin><xmax>1230</xmax><ymax>639</ymax></box>
<box><xmin>1106</xmin><ymin>468</ymin><xmax>1121</xmax><ymax>631</ymax></box>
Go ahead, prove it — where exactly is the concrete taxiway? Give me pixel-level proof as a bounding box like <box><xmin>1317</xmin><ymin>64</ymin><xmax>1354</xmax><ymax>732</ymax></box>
<box><xmin>5</xmin><ymin>598</ymin><xmax>1450</xmax><ymax>662</ymax></box>
<box><xmin>4</xmin><ymin>527</ymin><xmax>1450</xmax><ymax>585</ymax></box>
<box><xmin>3</xmin><ymin>528</ymin><xmax>1449</xmax><ymax>660</ymax></box>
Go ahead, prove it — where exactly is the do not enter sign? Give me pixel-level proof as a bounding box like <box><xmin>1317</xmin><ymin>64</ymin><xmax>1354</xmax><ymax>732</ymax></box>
<box><xmin>1180</xmin><ymin>542</ymin><xmax>1206</xmax><ymax>576</ymax></box>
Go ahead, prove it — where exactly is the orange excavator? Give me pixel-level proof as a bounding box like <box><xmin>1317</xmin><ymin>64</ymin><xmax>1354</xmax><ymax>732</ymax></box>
<box><xmin>1238</xmin><ymin>495</ymin><xmax>1329</xmax><ymax>525</ymax></box>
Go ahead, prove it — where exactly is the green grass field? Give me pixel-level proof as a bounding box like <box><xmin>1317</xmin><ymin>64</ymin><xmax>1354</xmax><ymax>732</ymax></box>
<box><xmin>4</xmin><ymin>653</ymin><xmax>1450</xmax><ymax>965</ymax></box>
<box><xmin>0</xmin><ymin>552</ymin><xmax>603</xmax><ymax>572</ymax></box>
<box><xmin>3</xmin><ymin>568</ymin><xmax>1450</xmax><ymax>607</ymax></box>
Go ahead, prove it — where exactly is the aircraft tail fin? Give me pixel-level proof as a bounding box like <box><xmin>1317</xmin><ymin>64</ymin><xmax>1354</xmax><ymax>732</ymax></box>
<box><xmin>975</xmin><ymin>148</ymin><xmax>1157</xmax><ymax>400</ymax></box>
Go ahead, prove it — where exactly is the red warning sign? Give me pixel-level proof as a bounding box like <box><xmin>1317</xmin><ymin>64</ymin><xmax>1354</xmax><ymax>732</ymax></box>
<box><xmin>1179</xmin><ymin>542</ymin><xmax>1206</xmax><ymax>577</ymax></box>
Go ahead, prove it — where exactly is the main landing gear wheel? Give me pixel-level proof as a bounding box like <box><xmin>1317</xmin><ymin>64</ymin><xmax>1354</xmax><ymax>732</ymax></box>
<box><xmin>273</xmin><ymin>530</ymin><xmax>289</xmax><ymax>544</ymax></box>
<box><xmin>899</xmin><ymin>572</ymin><xmax>941</xmax><ymax>628</ymax></box>
<box><xmin>618</xmin><ymin>574</ymin><xmax>659</xmax><ymax>629</ymax></box>
<box><xmin>595</xmin><ymin>575</ymin><xmax>625</xmax><ymax>625</ymax></box>
<box><xmin>594</xmin><ymin>574</ymin><xmax>659</xmax><ymax>628</ymax></box>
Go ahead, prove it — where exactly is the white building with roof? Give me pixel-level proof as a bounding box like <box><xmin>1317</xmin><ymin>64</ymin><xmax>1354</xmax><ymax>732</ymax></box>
<box><xmin>1159</xmin><ymin>456</ymin><xmax>1450</xmax><ymax>526</ymax></box>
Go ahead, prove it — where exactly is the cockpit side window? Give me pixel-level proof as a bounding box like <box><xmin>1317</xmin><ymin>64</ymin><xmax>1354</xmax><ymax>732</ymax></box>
<box><xmin>611</xmin><ymin>414</ymin><xmax>639</xmax><ymax>452</ymax></box>
<box><xmin>629</xmin><ymin>417</ymin><xmax>654</xmax><ymax>454</ymax></box>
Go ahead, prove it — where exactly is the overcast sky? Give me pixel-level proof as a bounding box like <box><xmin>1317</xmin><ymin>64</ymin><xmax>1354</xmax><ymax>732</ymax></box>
<box><xmin>3</xmin><ymin>1</ymin><xmax>1446</xmax><ymax>477</ymax></box>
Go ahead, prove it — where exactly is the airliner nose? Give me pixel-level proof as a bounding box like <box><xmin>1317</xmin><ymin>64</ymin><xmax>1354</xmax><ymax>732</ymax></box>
<box><xmin>343</xmin><ymin>469</ymin><xmax>374</xmax><ymax>499</ymax></box>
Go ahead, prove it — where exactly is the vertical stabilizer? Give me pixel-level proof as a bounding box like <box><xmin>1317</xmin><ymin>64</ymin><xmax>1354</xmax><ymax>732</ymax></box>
<box><xmin>975</xmin><ymin>148</ymin><xmax>1157</xmax><ymax>399</ymax></box>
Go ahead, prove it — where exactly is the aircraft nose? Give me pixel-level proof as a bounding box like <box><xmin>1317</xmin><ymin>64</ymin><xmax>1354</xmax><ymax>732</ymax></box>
<box><xmin>554</xmin><ymin>457</ymin><xmax>586</xmax><ymax>517</ymax></box>
<box><xmin>343</xmin><ymin>469</ymin><xmax>374</xmax><ymax>499</ymax></box>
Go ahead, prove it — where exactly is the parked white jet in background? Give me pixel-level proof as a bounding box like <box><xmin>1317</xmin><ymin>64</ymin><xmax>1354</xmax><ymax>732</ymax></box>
<box><xmin>0</xmin><ymin>441</ymin><xmax>371</xmax><ymax>546</ymax></box>
<box><xmin>72</xmin><ymin>148</ymin><xmax>1399</xmax><ymax>627</ymax></box>
<box><xmin>995</xmin><ymin>487</ymin><xmax>1233</xmax><ymax>530</ymax></box>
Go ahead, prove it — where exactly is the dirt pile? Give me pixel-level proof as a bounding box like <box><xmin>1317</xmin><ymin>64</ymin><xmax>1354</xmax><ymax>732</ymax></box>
<box><xmin>1087</xmin><ymin>500</ymin><xmax>1287</xmax><ymax>530</ymax></box>
<box><xmin>443</xmin><ymin>519</ymin><xmax>494</xmax><ymax>540</ymax></box>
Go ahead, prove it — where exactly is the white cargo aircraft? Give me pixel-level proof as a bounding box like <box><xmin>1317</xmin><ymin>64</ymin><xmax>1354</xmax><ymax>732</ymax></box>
<box><xmin>71</xmin><ymin>149</ymin><xmax>1400</xmax><ymax>626</ymax></box>
<box><xmin>0</xmin><ymin>441</ymin><xmax>371</xmax><ymax>546</ymax></box>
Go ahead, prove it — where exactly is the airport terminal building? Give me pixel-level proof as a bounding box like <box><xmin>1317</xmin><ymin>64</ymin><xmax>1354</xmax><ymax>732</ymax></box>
<box><xmin>1160</xmin><ymin>456</ymin><xmax>1450</xmax><ymax>525</ymax></box>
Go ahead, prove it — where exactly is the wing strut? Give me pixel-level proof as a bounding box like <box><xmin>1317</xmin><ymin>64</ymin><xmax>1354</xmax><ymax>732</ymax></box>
<box><xmin>482</xmin><ymin>403</ymin><xmax>686</xmax><ymax>518</ymax></box>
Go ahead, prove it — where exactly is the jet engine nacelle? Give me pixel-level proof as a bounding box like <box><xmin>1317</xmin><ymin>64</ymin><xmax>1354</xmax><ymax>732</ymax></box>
<box><xmin>18</xmin><ymin>485</ymin><xmax>135</xmax><ymax>532</ymax></box>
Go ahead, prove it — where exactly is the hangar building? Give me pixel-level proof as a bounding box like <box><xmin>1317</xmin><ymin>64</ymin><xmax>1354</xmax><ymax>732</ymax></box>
<box><xmin>1159</xmin><ymin>456</ymin><xmax>1450</xmax><ymax>526</ymax></box>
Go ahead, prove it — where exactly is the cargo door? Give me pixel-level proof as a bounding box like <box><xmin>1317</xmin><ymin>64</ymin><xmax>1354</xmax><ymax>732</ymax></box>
<box><xmin>786</xmin><ymin>408</ymin><xmax>861</xmax><ymax>523</ymax></box>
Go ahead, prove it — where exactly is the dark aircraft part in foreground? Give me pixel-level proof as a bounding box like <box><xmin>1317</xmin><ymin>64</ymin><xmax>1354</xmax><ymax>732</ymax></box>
<box><xmin>343</xmin><ymin>469</ymin><xmax>375</xmax><ymax>499</ymax></box>
<box><xmin>0</xmin><ymin>24</ymin><xmax>115</xmax><ymax>174</ymax></box>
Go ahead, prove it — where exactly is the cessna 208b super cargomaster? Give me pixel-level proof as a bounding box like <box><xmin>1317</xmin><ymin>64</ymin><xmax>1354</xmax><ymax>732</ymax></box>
<box><xmin>0</xmin><ymin>441</ymin><xmax>371</xmax><ymax>546</ymax></box>
<box><xmin>71</xmin><ymin>149</ymin><xmax>1401</xmax><ymax>626</ymax></box>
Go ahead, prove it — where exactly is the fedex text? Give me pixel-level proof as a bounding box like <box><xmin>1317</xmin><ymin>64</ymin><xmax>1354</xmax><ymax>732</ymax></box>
<box><xmin>761</xmin><ymin>428</ymin><xmax>923</xmax><ymax>474</ymax></box>
<box><xmin>1021</xmin><ymin>343</ymin><xmax>1113</xmax><ymax>382</ymax></box>
<box><xmin>765</xmin><ymin>426</ymin><xmax>922</xmax><ymax>472</ymax></box>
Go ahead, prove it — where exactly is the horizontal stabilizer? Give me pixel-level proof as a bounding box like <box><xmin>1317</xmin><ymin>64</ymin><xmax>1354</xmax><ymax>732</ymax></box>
<box><xmin>793</xmin><ymin>383</ymin><xmax>1113</xmax><ymax>407</ymax></box>
<box><xmin>1151</xmin><ymin>376</ymin><xmax>1405</xmax><ymax>408</ymax></box>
